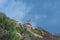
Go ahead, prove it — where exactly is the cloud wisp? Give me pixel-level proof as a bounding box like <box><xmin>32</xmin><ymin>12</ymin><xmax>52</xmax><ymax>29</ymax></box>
<box><xmin>0</xmin><ymin>0</ymin><xmax>32</xmax><ymax>21</ymax></box>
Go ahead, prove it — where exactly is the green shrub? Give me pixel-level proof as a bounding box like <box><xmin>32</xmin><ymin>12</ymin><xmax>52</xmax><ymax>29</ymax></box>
<box><xmin>0</xmin><ymin>13</ymin><xmax>21</xmax><ymax>40</ymax></box>
<box><xmin>31</xmin><ymin>28</ymin><xmax>41</xmax><ymax>35</ymax></box>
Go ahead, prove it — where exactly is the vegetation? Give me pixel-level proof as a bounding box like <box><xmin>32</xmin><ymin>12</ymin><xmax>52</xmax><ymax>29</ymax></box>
<box><xmin>16</xmin><ymin>27</ymin><xmax>30</xmax><ymax>35</ymax></box>
<box><xmin>0</xmin><ymin>13</ymin><xmax>60</xmax><ymax>40</ymax></box>
<box><xmin>0</xmin><ymin>13</ymin><xmax>21</xmax><ymax>40</ymax></box>
<box><xmin>31</xmin><ymin>28</ymin><xmax>42</xmax><ymax>35</ymax></box>
<box><xmin>16</xmin><ymin>27</ymin><xmax>26</xmax><ymax>34</ymax></box>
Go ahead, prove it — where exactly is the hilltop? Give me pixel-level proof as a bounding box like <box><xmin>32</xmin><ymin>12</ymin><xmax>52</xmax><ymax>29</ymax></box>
<box><xmin>0</xmin><ymin>13</ymin><xmax>60</xmax><ymax>40</ymax></box>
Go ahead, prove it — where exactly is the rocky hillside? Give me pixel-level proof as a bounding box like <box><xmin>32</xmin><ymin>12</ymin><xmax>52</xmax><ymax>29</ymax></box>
<box><xmin>0</xmin><ymin>13</ymin><xmax>60</xmax><ymax>40</ymax></box>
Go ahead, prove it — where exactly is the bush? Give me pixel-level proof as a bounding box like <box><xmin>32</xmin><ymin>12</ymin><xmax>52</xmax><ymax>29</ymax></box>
<box><xmin>0</xmin><ymin>13</ymin><xmax>21</xmax><ymax>40</ymax></box>
<box><xmin>31</xmin><ymin>28</ymin><xmax>42</xmax><ymax>35</ymax></box>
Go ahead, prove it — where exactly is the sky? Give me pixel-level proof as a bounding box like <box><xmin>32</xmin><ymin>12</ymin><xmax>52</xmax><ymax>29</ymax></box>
<box><xmin>0</xmin><ymin>0</ymin><xmax>60</xmax><ymax>34</ymax></box>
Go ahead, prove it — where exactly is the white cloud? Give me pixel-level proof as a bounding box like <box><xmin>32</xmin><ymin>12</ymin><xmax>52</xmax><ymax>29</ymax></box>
<box><xmin>1</xmin><ymin>0</ymin><xmax>32</xmax><ymax>21</ymax></box>
<box><xmin>34</xmin><ymin>15</ymin><xmax>40</xmax><ymax>20</ymax></box>
<box><xmin>34</xmin><ymin>14</ymin><xmax>47</xmax><ymax>20</ymax></box>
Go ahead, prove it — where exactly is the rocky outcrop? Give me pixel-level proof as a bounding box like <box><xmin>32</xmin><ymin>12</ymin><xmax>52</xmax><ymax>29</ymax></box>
<box><xmin>0</xmin><ymin>13</ymin><xmax>60</xmax><ymax>40</ymax></box>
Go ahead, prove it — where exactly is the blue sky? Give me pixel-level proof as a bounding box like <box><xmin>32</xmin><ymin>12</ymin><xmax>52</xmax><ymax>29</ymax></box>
<box><xmin>0</xmin><ymin>0</ymin><xmax>60</xmax><ymax>34</ymax></box>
